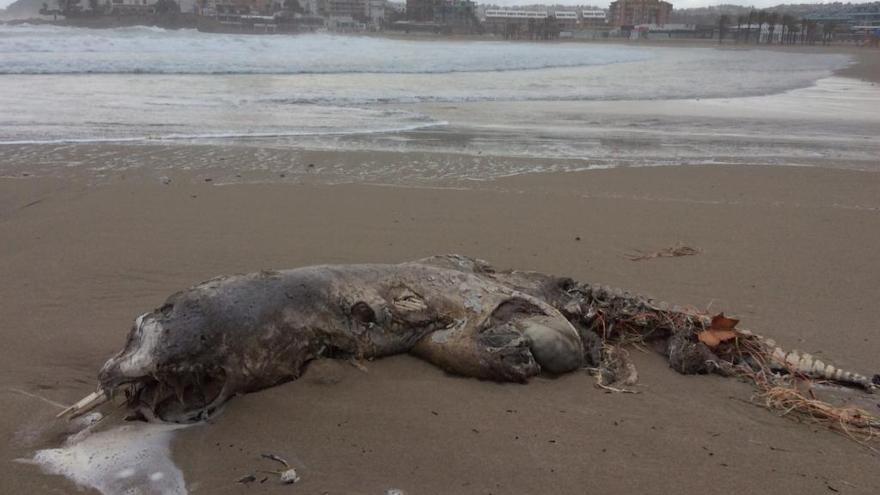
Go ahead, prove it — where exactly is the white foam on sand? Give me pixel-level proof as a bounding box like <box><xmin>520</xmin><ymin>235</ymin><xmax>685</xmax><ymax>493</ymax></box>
<box><xmin>31</xmin><ymin>422</ymin><xmax>188</xmax><ymax>495</ymax></box>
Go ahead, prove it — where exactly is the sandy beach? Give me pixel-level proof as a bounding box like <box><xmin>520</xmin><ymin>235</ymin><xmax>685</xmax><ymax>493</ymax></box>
<box><xmin>2</xmin><ymin>160</ymin><xmax>880</xmax><ymax>493</ymax></box>
<box><xmin>1</xmin><ymin>39</ymin><xmax>880</xmax><ymax>493</ymax></box>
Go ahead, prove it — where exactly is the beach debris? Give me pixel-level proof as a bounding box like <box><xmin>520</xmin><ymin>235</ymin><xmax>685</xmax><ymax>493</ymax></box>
<box><xmin>590</xmin><ymin>345</ymin><xmax>639</xmax><ymax>394</ymax></box>
<box><xmin>279</xmin><ymin>468</ymin><xmax>300</xmax><ymax>484</ymax></box>
<box><xmin>159</xmin><ymin>176</ymin><xmax>171</xmax><ymax>185</ymax></box>
<box><xmin>258</xmin><ymin>453</ymin><xmax>300</xmax><ymax>484</ymax></box>
<box><xmin>756</xmin><ymin>383</ymin><xmax>880</xmax><ymax>443</ymax></box>
<box><xmin>627</xmin><ymin>243</ymin><xmax>701</xmax><ymax>261</ymax></box>
<box><xmin>348</xmin><ymin>358</ymin><xmax>370</xmax><ymax>373</ymax></box>
<box><xmin>30</xmin><ymin>421</ymin><xmax>187</xmax><ymax>495</ymax></box>
<box><xmin>696</xmin><ymin>313</ymin><xmax>739</xmax><ymax>348</ymax></box>
<box><xmin>59</xmin><ymin>255</ymin><xmax>879</xmax><ymax>442</ymax></box>
<box><xmin>237</xmin><ymin>474</ymin><xmax>256</xmax><ymax>484</ymax></box>
<box><xmin>261</xmin><ymin>453</ymin><xmax>289</xmax><ymax>467</ymax></box>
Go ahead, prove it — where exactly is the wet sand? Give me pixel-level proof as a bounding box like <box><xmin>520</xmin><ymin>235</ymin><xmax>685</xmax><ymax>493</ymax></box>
<box><xmin>2</xmin><ymin>160</ymin><xmax>880</xmax><ymax>494</ymax></box>
<box><xmin>835</xmin><ymin>48</ymin><xmax>880</xmax><ymax>83</ymax></box>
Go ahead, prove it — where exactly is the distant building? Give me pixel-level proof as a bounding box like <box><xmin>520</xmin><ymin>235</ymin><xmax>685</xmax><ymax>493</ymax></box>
<box><xmin>805</xmin><ymin>10</ymin><xmax>880</xmax><ymax>30</ymax></box>
<box><xmin>483</xmin><ymin>9</ymin><xmax>548</xmax><ymax>22</ymax></box>
<box><xmin>626</xmin><ymin>22</ymin><xmax>713</xmax><ymax>39</ymax></box>
<box><xmin>400</xmin><ymin>0</ymin><xmax>475</xmax><ymax>31</ymax></box>
<box><xmin>580</xmin><ymin>8</ymin><xmax>606</xmax><ymax>26</ymax></box>
<box><xmin>312</xmin><ymin>0</ymin><xmax>385</xmax><ymax>26</ymax></box>
<box><xmin>552</xmin><ymin>10</ymin><xmax>578</xmax><ymax>31</ymax></box>
<box><xmin>433</xmin><ymin>0</ymin><xmax>476</xmax><ymax>30</ymax></box>
<box><xmin>405</xmin><ymin>0</ymin><xmax>436</xmax><ymax>21</ymax></box>
<box><xmin>105</xmin><ymin>0</ymin><xmax>160</xmax><ymax>15</ymax></box>
<box><xmin>196</xmin><ymin>0</ymin><xmax>333</xmax><ymax>31</ymax></box>
<box><xmin>301</xmin><ymin>0</ymin><xmax>322</xmax><ymax>15</ymax></box>
<box><xmin>608</xmin><ymin>0</ymin><xmax>671</xmax><ymax>27</ymax></box>
<box><xmin>323</xmin><ymin>0</ymin><xmax>366</xmax><ymax>20</ymax></box>
<box><xmin>385</xmin><ymin>0</ymin><xmax>405</xmax><ymax>15</ymax></box>
<box><xmin>200</xmin><ymin>0</ymin><xmax>273</xmax><ymax>15</ymax></box>
<box><xmin>483</xmin><ymin>9</ymin><xmax>562</xmax><ymax>39</ymax></box>
<box><xmin>365</xmin><ymin>0</ymin><xmax>385</xmax><ymax>24</ymax></box>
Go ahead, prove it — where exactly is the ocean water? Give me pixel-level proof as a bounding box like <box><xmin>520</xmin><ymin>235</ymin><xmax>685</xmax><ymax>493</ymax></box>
<box><xmin>1</xmin><ymin>24</ymin><xmax>879</xmax><ymax>182</ymax></box>
<box><xmin>0</xmin><ymin>24</ymin><xmax>654</xmax><ymax>74</ymax></box>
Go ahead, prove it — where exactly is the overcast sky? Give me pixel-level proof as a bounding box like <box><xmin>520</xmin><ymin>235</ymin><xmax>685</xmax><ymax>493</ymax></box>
<box><xmin>1</xmin><ymin>0</ymin><xmax>876</xmax><ymax>12</ymax></box>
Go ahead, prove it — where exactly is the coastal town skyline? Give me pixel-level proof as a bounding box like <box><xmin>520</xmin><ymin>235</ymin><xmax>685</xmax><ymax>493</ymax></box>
<box><xmin>2</xmin><ymin>0</ymin><xmax>878</xmax><ymax>12</ymax></box>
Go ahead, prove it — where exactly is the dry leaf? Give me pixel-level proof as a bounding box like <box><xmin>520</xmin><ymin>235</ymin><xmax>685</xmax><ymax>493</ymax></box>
<box><xmin>697</xmin><ymin>313</ymin><xmax>740</xmax><ymax>348</ymax></box>
<box><xmin>710</xmin><ymin>313</ymin><xmax>739</xmax><ymax>331</ymax></box>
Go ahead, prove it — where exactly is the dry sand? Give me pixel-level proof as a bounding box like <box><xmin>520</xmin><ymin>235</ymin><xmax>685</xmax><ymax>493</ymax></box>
<box><xmin>2</xmin><ymin>160</ymin><xmax>880</xmax><ymax>494</ymax></box>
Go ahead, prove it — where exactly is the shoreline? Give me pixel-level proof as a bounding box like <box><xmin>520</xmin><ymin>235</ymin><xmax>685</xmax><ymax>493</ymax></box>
<box><xmin>3</xmin><ymin>72</ymin><xmax>879</xmax><ymax>187</ymax></box>
<box><xmin>1</xmin><ymin>27</ymin><xmax>876</xmax><ymax>171</ymax></box>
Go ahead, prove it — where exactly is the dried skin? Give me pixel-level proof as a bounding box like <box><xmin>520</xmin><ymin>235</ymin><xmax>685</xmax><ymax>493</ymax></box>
<box><xmin>92</xmin><ymin>258</ymin><xmax>584</xmax><ymax>421</ymax></box>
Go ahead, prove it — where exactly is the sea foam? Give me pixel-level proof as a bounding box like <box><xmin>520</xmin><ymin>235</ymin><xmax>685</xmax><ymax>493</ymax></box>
<box><xmin>30</xmin><ymin>422</ymin><xmax>188</xmax><ymax>495</ymax></box>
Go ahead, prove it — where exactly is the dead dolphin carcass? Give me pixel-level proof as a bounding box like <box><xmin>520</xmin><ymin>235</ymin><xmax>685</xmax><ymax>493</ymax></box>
<box><xmin>61</xmin><ymin>255</ymin><xmax>880</xmax><ymax>434</ymax></box>
<box><xmin>61</xmin><ymin>256</ymin><xmax>586</xmax><ymax>422</ymax></box>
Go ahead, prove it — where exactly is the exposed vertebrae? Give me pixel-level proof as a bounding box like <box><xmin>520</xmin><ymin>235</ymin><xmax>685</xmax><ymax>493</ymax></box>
<box><xmin>567</xmin><ymin>282</ymin><xmax>877</xmax><ymax>392</ymax></box>
<box><xmin>738</xmin><ymin>329</ymin><xmax>876</xmax><ymax>391</ymax></box>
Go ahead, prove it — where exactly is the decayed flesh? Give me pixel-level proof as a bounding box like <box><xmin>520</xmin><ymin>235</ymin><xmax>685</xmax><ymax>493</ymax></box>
<box><xmin>60</xmin><ymin>255</ymin><xmax>879</xmax><ymax>435</ymax></box>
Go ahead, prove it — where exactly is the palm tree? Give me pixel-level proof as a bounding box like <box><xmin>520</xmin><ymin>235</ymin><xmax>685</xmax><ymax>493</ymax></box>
<box><xmin>766</xmin><ymin>12</ymin><xmax>778</xmax><ymax>44</ymax></box>
<box><xmin>718</xmin><ymin>14</ymin><xmax>730</xmax><ymax>44</ymax></box>
<box><xmin>745</xmin><ymin>10</ymin><xmax>755</xmax><ymax>43</ymax></box>
<box><xmin>787</xmin><ymin>23</ymin><xmax>800</xmax><ymax>45</ymax></box>
<box><xmin>780</xmin><ymin>14</ymin><xmax>795</xmax><ymax>44</ymax></box>
<box><xmin>735</xmin><ymin>15</ymin><xmax>744</xmax><ymax>43</ymax></box>
<box><xmin>754</xmin><ymin>11</ymin><xmax>766</xmax><ymax>44</ymax></box>
<box><xmin>779</xmin><ymin>14</ymin><xmax>791</xmax><ymax>45</ymax></box>
<box><xmin>822</xmin><ymin>21</ymin><xmax>836</xmax><ymax>45</ymax></box>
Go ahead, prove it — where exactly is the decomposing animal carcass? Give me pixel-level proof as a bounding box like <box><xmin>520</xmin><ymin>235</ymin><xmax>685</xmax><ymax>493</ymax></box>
<box><xmin>59</xmin><ymin>255</ymin><xmax>879</xmax><ymax>434</ymax></box>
